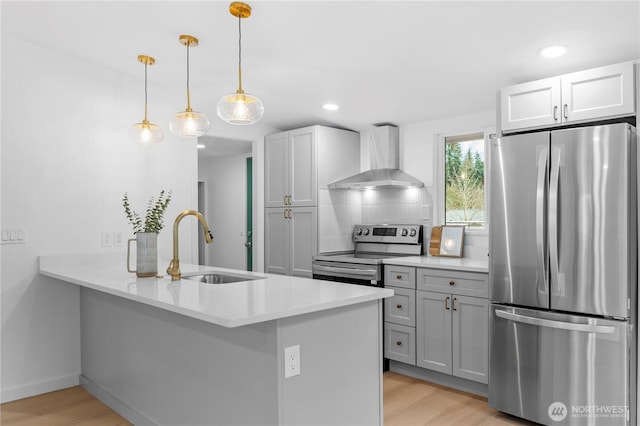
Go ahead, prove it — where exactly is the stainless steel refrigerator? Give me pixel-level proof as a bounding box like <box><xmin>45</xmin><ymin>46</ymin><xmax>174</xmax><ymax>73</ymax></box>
<box><xmin>489</xmin><ymin>123</ymin><xmax>637</xmax><ymax>425</ymax></box>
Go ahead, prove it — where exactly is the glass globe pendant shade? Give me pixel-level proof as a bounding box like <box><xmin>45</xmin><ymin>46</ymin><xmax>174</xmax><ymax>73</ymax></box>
<box><xmin>170</xmin><ymin>109</ymin><xmax>210</xmax><ymax>137</ymax></box>
<box><xmin>217</xmin><ymin>91</ymin><xmax>264</xmax><ymax>125</ymax></box>
<box><xmin>130</xmin><ymin>120</ymin><xmax>164</xmax><ymax>144</ymax></box>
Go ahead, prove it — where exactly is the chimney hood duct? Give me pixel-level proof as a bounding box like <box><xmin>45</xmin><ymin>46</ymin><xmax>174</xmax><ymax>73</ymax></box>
<box><xmin>328</xmin><ymin>125</ymin><xmax>424</xmax><ymax>190</ymax></box>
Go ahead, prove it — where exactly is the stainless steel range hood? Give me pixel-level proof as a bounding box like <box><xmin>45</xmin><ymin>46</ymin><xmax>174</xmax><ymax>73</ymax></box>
<box><xmin>328</xmin><ymin>125</ymin><xmax>424</xmax><ymax>190</ymax></box>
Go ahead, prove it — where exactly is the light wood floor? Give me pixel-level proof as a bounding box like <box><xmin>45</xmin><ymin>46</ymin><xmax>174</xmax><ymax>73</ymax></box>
<box><xmin>1</xmin><ymin>372</ymin><xmax>536</xmax><ymax>426</ymax></box>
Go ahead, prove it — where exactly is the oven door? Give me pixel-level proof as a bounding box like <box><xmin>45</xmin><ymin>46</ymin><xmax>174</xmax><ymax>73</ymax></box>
<box><xmin>312</xmin><ymin>260</ymin><xmax>383</xmax><ymax>287</ymax></box>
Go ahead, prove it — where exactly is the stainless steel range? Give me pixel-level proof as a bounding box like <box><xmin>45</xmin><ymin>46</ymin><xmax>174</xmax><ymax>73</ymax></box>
<box><xmin>312</xmin><ymin>224</ymin><xmax>424</xmax><ymax>287</ymax></box>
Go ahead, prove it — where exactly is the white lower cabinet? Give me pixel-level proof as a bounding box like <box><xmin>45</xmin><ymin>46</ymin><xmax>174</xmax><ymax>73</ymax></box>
<box><xmin>416</xmin><ymin>290</ymin><xmax>489</xmax><ymax>384</ymax></box>
<box><xmin>451</xmin><ymin>295</ymin><xmax>489</xmax><ymax>383</ymax></box>
<box><xmin>384</xmin><ymin>322</ymin><xmax>416</xmax><ymax>365</ymax></box>
<box><xmin>383</xmin><ymin>265</ymin><xmax>417</xmax><ymax>364</ymax></box>
<box><xmin>384</xmin><ymin>265</ymin><xmax>489</xmax><ymax>385</ymax></box>
<box><xmin>265</xmin><ymin>207</ymin><xmax>317</xmax><ymax>277</ymax></box>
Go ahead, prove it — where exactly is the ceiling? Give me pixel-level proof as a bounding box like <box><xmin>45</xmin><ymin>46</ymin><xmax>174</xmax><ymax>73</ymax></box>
<box><xmin>3</xmin><ymin>1</ymin><xmax>639</xmax><ymax>137</ymax></box>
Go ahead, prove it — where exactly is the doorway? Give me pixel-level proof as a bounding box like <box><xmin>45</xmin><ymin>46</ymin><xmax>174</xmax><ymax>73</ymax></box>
<box><xmin>197</xmin><ymin>136</ymin><xmax>253</xmax><ymax>270</ymax></box>
<box><xmin>246</xmin><ymin>157</ymin><xmax>253</xmax><ymax>271</ymax></box>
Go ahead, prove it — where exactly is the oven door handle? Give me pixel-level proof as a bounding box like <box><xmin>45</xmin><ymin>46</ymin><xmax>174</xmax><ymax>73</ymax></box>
<box><xmin>312</xmin><ymin>264</ymin><xmax>378</xmax><ymax>277</ymax></box>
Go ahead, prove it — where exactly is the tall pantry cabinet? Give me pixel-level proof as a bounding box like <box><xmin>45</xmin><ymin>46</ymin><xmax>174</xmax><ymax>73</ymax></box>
<box><xmin>264</xmin><ymin>125</ymin><xmax>360</xmax><ymax>277</ymax></box>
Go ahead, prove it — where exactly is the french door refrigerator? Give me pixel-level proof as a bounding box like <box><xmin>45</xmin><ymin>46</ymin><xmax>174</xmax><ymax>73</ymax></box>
<box><xmin>489</xmin><ymin>123</ymin><xmax>637</xmax><ymax>425</ymax></box>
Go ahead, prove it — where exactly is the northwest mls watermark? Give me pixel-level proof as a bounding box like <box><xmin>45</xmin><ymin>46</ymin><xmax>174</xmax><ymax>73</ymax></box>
<box><xmin>548</xmin><ymin>401</ymin><xmax>628</xmax><ymax>422</ymax></box>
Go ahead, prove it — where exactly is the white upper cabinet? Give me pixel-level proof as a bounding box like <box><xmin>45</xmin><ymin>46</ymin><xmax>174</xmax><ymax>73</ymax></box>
<box><xmin>561</xmin><ymin>62</ymin><xmax>635</xmax><ymax>123</ymax></box>
<box><xmin>501</xmin><ymin>61</ymin><xmax>635</xmax><ymax>133</ymax></box>
<box><xmin>500</xmin><ymin>77</ymin><xmax>561</xmax><ymax>132</ymax></box>
<box><xmin>264</xmin><ymin>132</ymin><xmax>290</xmax><ymax>207</ymax></box>
<box><xmin>264</xmin><ymin>127</ymin><xmax>317</xmax><ymax>208</ymax></box>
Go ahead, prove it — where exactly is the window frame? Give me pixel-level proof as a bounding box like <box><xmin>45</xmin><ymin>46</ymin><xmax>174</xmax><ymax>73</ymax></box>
<box><xmin>434</xmin><ymin>127</ymin><xmax>493</xmax><ymax>237</ymax></box>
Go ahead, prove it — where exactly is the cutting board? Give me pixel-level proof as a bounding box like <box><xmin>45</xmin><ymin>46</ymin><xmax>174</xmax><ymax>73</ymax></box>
<box><xmin>429</xmin><ymin>226</ymin><xmax>442</xmax><ymax>256</ymax></box>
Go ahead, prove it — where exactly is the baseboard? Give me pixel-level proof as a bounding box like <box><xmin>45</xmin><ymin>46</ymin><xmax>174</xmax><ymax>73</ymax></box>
<box><xmin>1</xmin><ymin>374</ymin><xmax>79</xmax><ymax>403</ymax></box>
<box><xmin>79</xmin><ymin>375</ymin><xmax>155</xmax><ymax>426</ymax></box>
<box><xmin>388</xmin><ymin>360</ymin><xmax>488</xmax><ymax>398</ymax></box>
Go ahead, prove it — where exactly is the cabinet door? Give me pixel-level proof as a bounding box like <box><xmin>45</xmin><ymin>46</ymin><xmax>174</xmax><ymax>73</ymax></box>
<box><xmin>265</xmin><ymin>132</ymin><xmax>290</xmax><ymax>208</ymax></box>
<box><xmin>290</xmin><ymin>207</ymin><xmax>317</xmax><ymax>277</ymax></box>
<box><xmin>384</xmin><ymin>287</ymin><xmax>416</xmax><ymax>326</ymax></box>
<box><xmin>500</xmin><ymin>76</ymin><xmax>561</xmax><ymax>132</ymax></box>
<box><xmin>451</xmin><ymin>296</ymin><xmax>488</xmax><ymax>384</ymax></box>
<box><xmin>416</xmin><ymin>291</ymin><xmax>452</xmax><ymax>375</ymax></box>
<box><xmin>265</xmin><ymin>208</ymin><xmax>289</xmax><ymax>275</ymax></box>
<box><xmin>384</xmin><ymin>323</ymin><xmax>416</xmax><ymax>365</ymax></box>
<box><xmin>289</xmin><ymin>127</ymin><xmax>317</xmax><ymax>207</ymax></box>
<box><xmin>561</xmin><ymin>61</ymin><xmax>635</xmax><ymax>124</ymax></box>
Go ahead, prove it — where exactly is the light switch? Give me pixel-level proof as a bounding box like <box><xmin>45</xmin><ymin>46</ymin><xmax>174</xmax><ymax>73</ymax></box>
<box><xmin>1</xmin><ymin>228</ymin><xmax>26</xmax><ymax>245</ymax></box>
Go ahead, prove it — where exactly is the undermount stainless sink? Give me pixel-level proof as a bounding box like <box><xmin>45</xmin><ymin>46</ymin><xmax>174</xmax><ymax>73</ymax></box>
<box><xmin>183</xmin><ymin>273</ymin><xmax>261</xmax><ymax>284</ymax></box>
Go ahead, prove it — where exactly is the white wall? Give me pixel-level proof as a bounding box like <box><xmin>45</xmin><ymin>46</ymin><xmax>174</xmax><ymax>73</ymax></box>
<box><xmin>0</xmin><ymin>35</ymin><xmax>199</xmax><ymax>402</ymax></box>
<box><xmin>198</xmin><ymin>153</ymin><xmax>250</xmax><ymax>270</ymax></box>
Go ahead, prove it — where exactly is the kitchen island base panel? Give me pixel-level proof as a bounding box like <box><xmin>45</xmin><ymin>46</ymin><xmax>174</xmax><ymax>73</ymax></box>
<box><xmin>80</xmin><ymin>287</ymin><xmax>382</xmax><ymax>426</ymax></box>
<box><xmin>388</xmin><ymin>360</ymin><xmax>488</xmax><ymax>398</ymax></box>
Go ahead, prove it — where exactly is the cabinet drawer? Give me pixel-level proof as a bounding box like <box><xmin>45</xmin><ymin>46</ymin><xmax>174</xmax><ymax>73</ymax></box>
<box><xmin>384</xmin><ymin>323</ymin><xmax>416</xmax><ymax>365</ymax></box>
<box><xmin>384</xmin><ymin>287</ymin><xmax>415</xmax><ymax>326</ymax></box>
<box><xmin>417</xmin><ymin>269</ymin><xmax>488</xmax><ymax>298</ymax></box>
<box><xmin>385</xmin><ymin>265</ymin><xmax>416</xmax><ymax>289</ymax></box>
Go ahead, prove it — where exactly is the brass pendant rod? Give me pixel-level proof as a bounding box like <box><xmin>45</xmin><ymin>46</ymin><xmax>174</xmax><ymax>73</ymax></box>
<box><xmin>185</xmin><ymin>41</ymin><xmax>192</xmax><ymax>111</ymax></box>
<box><xmin>143</xmin><ymin>62</ymin><xmax>149</xmax><ymax>123</ymax></box>
<box><xmin>237</xmin><ymin>11</ymin><xmax>243</xmax><ymax>93</ymax></box>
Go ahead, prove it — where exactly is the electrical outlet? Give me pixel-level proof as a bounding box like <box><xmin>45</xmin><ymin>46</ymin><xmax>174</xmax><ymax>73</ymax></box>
<box><xmin>101</xmin><ymin>231</ymin><xmax>113</xmax><ymax>247</ymax></box>
<box><xmin>114</xmin><ymin>232</ymin><xmax>124</xmax><ymax>247</ymax></box>
<box><xmin>284</xmin><ymin>345</ymin><xmax>300</xmax><ymax>378</ymax></box>
<box><xmin>421</xmin><ymin>205</ymin><xmax>430</xmax><ymax>220</ymax></box>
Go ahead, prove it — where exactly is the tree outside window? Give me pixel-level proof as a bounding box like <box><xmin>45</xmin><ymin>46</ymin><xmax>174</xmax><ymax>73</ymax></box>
<box><xmin>444</xmin><ymin>133</ymin><xmax>485</xmax><ymax>229</ymax></box>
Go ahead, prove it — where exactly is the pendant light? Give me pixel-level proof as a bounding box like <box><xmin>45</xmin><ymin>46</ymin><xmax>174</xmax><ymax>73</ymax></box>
<box><xmin>217</xmin><ymin>2</ymin><xmax>264</xmax><ymax>125</ymax></box>
<box><xmin>170</xmin><ymin>35</ymin><xmax>210</xmax><ymax>137</ymax></box>
<box><xmin>130</xmin><ymin>55</ymin><xmax>164</xmax><ymax>144</ymax></box>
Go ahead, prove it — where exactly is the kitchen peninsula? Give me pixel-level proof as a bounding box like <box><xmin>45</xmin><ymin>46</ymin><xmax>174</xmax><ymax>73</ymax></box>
<box><xmin>39</xmin><ymin>253</ymin><xmax>392</xmax><ymax>426</ymax></box>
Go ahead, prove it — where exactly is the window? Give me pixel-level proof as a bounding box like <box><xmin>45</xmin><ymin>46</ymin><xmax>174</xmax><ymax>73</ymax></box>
<box><xmin>444</xmin><ymin>132</ymin><xmax>486</xmax><ymax>230</ymax></box>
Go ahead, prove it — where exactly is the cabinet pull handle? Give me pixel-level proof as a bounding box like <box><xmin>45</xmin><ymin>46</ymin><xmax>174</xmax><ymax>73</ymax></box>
<box><xmin>396</xmin><ymin>304</ymin><xmax>402</xmax><ymax>309</ymax></box>
<box><xmin>553</xmin><ymin>105</ymin><xmax>558</xmax><ymax>121</ymax></box>
<box><xmin>449</xmin><ymin>280</ymin><xmax>455</xmax><ymax>286</ymax></box>
<box><xmin>288</xmin><ymin>195</ymin><xmax>292</xmax><ymax>205</ymax></box>
<box><xmin>563</xmin><ymin>104</ymin><xmax>568</xmax><ymax>120</ymax></box>
<box><xmin>288</xmin><ymin>209</ymin><xmax>292</xmax><ymax>219</ymax></box>
<box><xmin>445</xmin><ymin>296</ymin><xmax>450</xmax><ymax>310</ymax></box>
<box><xmin>396</xmin><ymin>341</ymin><xmax>402</xmax><ymax>346</ymax></box>
<box><xmin>283</xmin><ymin>209</ymin><xmax>287</xmax><ymax>219</ymax></box>
<box><xmin>452</xmin><ymin>297</ymin><xmax>457</xmax><ymax>311</ymax></box>
<box><xmin>396</xmin><ymin>274</ymin><xmax>402</xmax><ymax>280</ymax></box>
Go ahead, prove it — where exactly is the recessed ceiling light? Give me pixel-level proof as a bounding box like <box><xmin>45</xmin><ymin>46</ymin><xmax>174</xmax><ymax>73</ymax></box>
<box><xmin>197</xmin><ymin>144</ymin><xmax>205</xmax><ymax>149</ymax></box>
<box><xmin>323</xmin><ymin>103</ymin><xmax>339</xmax><ymax>111</ymax></box>
<box><xmin>538</xmin><ymin>45</ymin><xmax>568</xmax><ymax>58</ymax></box>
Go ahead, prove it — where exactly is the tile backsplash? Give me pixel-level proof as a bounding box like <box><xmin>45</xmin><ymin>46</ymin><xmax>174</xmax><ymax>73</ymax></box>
<box><xmin>361</xmin><ymin>187</ymin><xmax>432</xmax><ymax>228</ymax></box>
<box><xmin>319</xmin><ymin>187</ymin><xmax>433</xmax><ymax>253</ymax></box>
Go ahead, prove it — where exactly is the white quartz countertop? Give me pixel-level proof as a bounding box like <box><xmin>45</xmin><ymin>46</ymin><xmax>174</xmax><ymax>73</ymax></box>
<box><xmin>383</xmin><ymin>255</ymin><xmax>488</xmax><ymax>273</ymax></box>
<box><xmin>39</xmin><ymin>253</ymin><xmax>392</xmax><ymax>328</ymax></box>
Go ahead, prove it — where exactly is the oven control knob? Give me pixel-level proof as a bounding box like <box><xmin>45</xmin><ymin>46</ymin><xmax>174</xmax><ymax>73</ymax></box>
<box><xmin>401</xmin><ymin>228</ymin><xmax>408</xmax><ymax>237</ymax></box>
<box><xmin>409</xmin><ymin>228</ymin><xmax>417</xmax><ymax>237</ymax></box>
<box><xmin>355</xmin><ymin>228</ymin><xmax>363</xmax><ymax>236</ymax></box>
<box><xmin>362</xmin><ymin>228</ymin><xmax>370</xmax><ymax>236</ymax></box>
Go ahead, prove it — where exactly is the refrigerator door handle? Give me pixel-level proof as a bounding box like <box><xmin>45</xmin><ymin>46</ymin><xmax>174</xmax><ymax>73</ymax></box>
<box><xmin>495</xmin><ymin>309</ymin><xmax>616</xmax><ymax>334</ymax></box>
<box><xmin>535</xmin><ymin>150</ymin><xmax>549</xmax><ymax>296</ymax></box>
<box><xmin>549</xmin><ymin>146</ymin><xmax>561</xmax><ymax>296</ymax></box>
